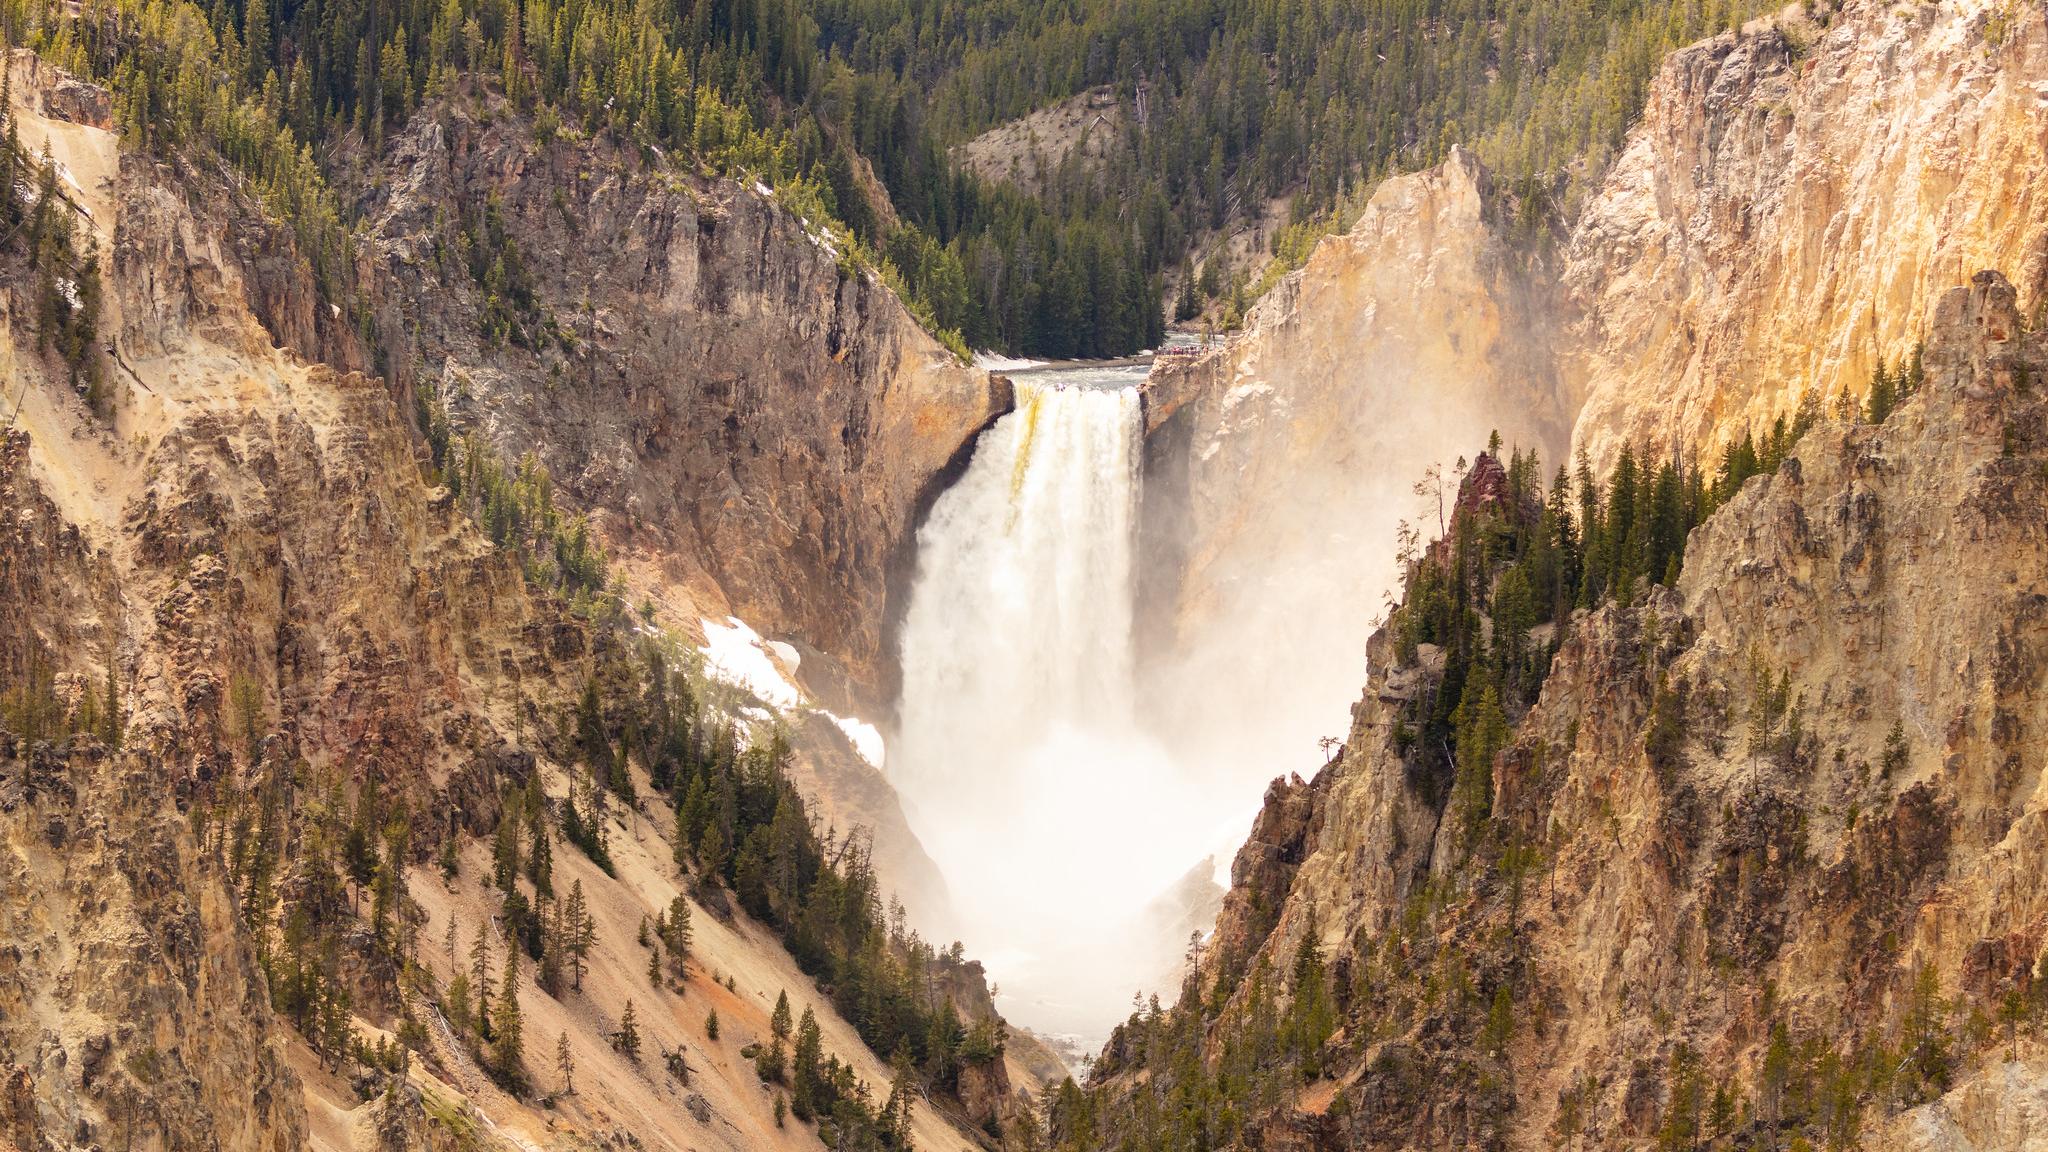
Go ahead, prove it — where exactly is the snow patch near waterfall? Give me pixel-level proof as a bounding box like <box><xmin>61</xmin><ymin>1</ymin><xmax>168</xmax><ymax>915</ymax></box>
<box><xmin>697</xmin><ymin>617</ymin><xmax>888</xmax><ymax>768</ymax></box>
<box><xmin>826</xmin><ymin>713</ymin><xmax>887</xmax><ymax>768</ymax></box>
<box><xmin>698</xmin><ymin>616</ymin><xmax>799</xmax><ymax>709</ymax></box>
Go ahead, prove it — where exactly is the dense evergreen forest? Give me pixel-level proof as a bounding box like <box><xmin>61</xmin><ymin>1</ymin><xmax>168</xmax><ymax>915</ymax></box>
<box><xmin>1</xmin><ymin>0</ymin><xmax>1772</xmax><ymax>357</ymax></box>
<box><xmin>817</xmin><ymin>0</ymin><xmax>1776</xmax><ymax>330</ymax></box>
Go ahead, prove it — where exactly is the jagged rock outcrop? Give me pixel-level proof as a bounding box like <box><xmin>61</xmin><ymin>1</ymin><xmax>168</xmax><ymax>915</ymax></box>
<box><xmin>1137</xmin><ymin>146</ymin><xmax>1573</xmax><ymax>774</ymax></box>
<box><xmin>1565</xmin><ymin>0</ymin><xmax>2048</xmax><ymax>469</ymax></box>
<box><xmin>0</xmin><ymin>735</ymin><xmax>307</xmax><ymax>1152</ymax></box>
<box><xmin>1158</xmin><ymin>270</ymin><xmax>2048</xmax><ymax>1149</ymax></box>
<box><xmin>359</xmin><ymin>93</ymin><xmax>1010</xmax><ymax>708</ymax></box>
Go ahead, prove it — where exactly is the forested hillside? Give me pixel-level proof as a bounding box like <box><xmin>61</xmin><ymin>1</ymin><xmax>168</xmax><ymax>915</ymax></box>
<box><xmin>2</xmin><ymin>0</ymin><xmax>1776</xmax><ymax>358</ymax></box>
<box><xmin>814</xmin><ymin>0</ymin><xmax>1778</xmax><ymax>330</ymax></box>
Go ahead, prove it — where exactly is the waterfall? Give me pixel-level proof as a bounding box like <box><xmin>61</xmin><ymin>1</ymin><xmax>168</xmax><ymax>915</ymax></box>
<box><xmin>895</xmin><ymin>371</ymin><xmax>1228</xmax><ymax>1040</ymax></box>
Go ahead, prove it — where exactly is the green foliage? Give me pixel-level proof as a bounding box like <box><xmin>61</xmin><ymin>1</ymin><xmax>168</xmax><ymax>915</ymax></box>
<box><xmin>1452</xmin><ymin>683</ymin><xmax>1508</xmax><ymax>842</ymax></box>
<box><xmin>1881</xmin><ymin>721</ymin><xmax>1910</xmax><ymax>779</ymax></box>
<box><xmin>444</xmin><ymin>436</ymin><xmax>611</xmax><ymax>601</ymax></box>
<box><xmin>1645</xmin><ymin>671</ymin><xmax>1689</xmax><ymax>785</ymax></box>
<box><xmin>490</xmin><ymin>948</ymin><xmax>526</xmax><ymax>1090</ymax></box>
<box><xmin>1708</xmin><ymin>387</ymin><xmax>1820</xmax><ymax>512</ymax></box>
<box><xmin>543</xmin><ymin>631</ymin><xmax>998</xmax><ymax>1143</ymax></box>
<box><xmin>460</xmin><ymin>193</ymin><xmax>545</xmax><ymax>348</ymax></box>
<box><xmin>1896</xmin><ymin>962</ymin><xmax>1956</xmax><ymax>1104</ymax></box>
<box><xmin>615</xmin><ymin>998</ymin><xmax>640</xmax><ymax>1061</ymax></box>
<box><xmin>1864</xmin><ymin>347</ymin><xmax>1925</xmax><ymax>426</ymax></box>
<box><xmin>809</xmin><ymin>0</ymin><xmax>1768</xmax><ymax>343</ymax></box>
<box><xmin>4</xmin><ymin>126</ymin><xmax>109</xmax><ymax>408</ymax></box>
<box><xmin>203</xmin><ymin>761</ymin><xmax>419</xmax><ymax>1070</ymax></box>
<box><xmin>1481</xmin><ymin>982</ymin><xmax>1514</xmax><ymax>1056</ymax></box>
<box><xmin>1656</xmin><ymin>1043</ymin><xmax>1705</xmax><ymax>1152</ymax></box>
<box><xmin>662</xmin><ymin>893</ymin><xmax>692</xmax><ymax>975</ymax></box>
<box><xmin>22</xmin><ymin>0</ymin><xmax>1771</xmax><ymax>360</ymax></box>
<box><xmin>1074</xmin><ymin>404</ymin><xmax>1850</xmax><ymax>1152</ymax></box>
<box><xmin>1</xmin><ymin>647</ymin><xmax>121</xmax><ymax>747</ymax></box>
<box><xmin>1283</xmin><ymin>924</ymin><xmax>1337</xmax><ymax>1077</ymax></box>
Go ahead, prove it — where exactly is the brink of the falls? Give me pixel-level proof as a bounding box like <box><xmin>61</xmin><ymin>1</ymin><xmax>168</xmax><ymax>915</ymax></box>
<box><xmin>893</xmin><ymin>369</ymin><xmax>1238</xmax><ymax>1044</ymax></box>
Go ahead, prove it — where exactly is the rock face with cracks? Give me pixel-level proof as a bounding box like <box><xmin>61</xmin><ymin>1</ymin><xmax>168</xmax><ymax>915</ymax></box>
<box><xmin>1564</xmin><ymin>0</ymin><xmax>2048</xmax><ymax>469</ymax></box>
<box><xmin>359</xmin><ymin>94</ymin><xmax>1011</xmax><ymax>710</ymax></box>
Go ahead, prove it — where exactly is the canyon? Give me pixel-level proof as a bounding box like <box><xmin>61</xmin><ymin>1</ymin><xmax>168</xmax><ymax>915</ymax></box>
<box><xmin>3</xmin><ymin>0</ymin><xmax>2048</xmax><ymax>1144</ymax></box>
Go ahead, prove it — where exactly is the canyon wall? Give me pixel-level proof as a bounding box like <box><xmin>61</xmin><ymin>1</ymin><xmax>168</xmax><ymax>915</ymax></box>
<box><xmin>0</xmin><ymin>65</ymin><xmax>1023</xmax><ymax>1152</ymax></box>
<box><xmin>352</xmin><ymin>90</ymin><xmax>1013</xmax><ymax>923</ymax></box>
<box><xmin>1108</xmin><ymin>0</ymin><xmax>2048</xmax><ymax>1144</ymax></box>
<box><xmin>1565</xmin><ymin>0</ymin><xmax>2048</xmax><ymax>469</ymax></box>
<box><xmin>1138</xmin><ymin>0</ymin><xmax>2048</xmax><ymax>776</ymax></box>
<box><xmin>359</xmin><ymin>94</ymin><xmax>1010</xmax><ymax>711</ymax></box>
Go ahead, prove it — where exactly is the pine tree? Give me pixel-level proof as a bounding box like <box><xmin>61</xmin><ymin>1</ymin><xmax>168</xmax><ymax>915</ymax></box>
<box><xmin>705</xmin><ymin>1008</ymin><xmax>719</xmax><ymax>1040</ymax></box>
<box><xmin>771</xmin><ymin>990</ymin><xmax>792</xmax><ymax>1040</ymax></box>
<box><xmin>792</xmin><ymin>1006</ymin><xmax>823</xmax><ymax>1120</ymax></box>
<box><xmin>470</xmin><ymin>924</ymin><xmax>494</xmax><ymax>1037</ymax></box>
<box><xmin>556</xmin><ymin>1030</ymin><xmax>575</xmax><ymax>1095</ymax></box>
<box><xmin>1866</xmin><ymin>356</ymin><xmax>1899</xmax><ymax>424</ymax></box>
<box><xmin>1451</xmin><ymin>684</ymin><xmax>1508</xmax><ymax>840</ymax></box>
<box><xmin>565</xmin><ymin>879</ymin><xmax>592</xmax><ymax>989</ymax></box>
<box><xmin>1173</xmin><ymin>258</ymin><xmax>1198</xmax><ymax>321</ymax></box>
<box><xmin>884</xmin><ymin>1047</ymin><xmax>917</xmax><ymax>1147</ymax></box>
<box><xmin>673</xmin><ymin>795</ymin><xmax>697</xmax><ymax>874</ymax></box>
<box><xmin>538</xmin><ymin>898</ymin><xmax>564</xmax><ymax>994</ymax></box>
<box><xmin>1482</xmin><ymin>983</ymin><xmax>1515</xmax><ymax>1056</ymax></box>
<box><xmin>1899</xmin><ymin>962</ymin><xmax>1955</xmax><ymax>1102</ymax></box>
<box><xmin>492</xmin><ymin>806</ymin><xmax>522</xmax><ymax>893</ymax></box>
<box><xmin>242</xmin><ymin>0</ymin><xmax>271</xmax><ymax>83</ymax></box>
<box><xmin>445</xmin><ymin>970</ymin><xmax>474</xmax><ymax>1033</ymax></box>
<box><xmin>616</xmin><ymin>999</ymin><xmax>641</xmax><ymax>1061</ymax></box>
<box><xmin>1882</xmin><ymin>721</ymin><xmax>1910</xmax><ymax>778</ymax></box>
<box><xmin>1283</xmin><ymin>919</ymin><xmax>1336</xmax><ymax>1076</ymax></box>
<box><xmin>526</xmin><ymin>781</ymin><xmax>554</xmax><ymax>898</ymax></box>
<box><xmin>491</xmin><ymin>948</ymin><xmax>525</xmax><ymax>1089</ymax></box>
<box><xmin>661</xmin><ymin>895</ymin><xmax>692</xmax><ymax>983</ymax></box>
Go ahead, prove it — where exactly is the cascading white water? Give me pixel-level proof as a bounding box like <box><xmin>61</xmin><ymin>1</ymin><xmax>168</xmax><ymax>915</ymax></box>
<box><xmin>894</xmin><ymin>369</ymin><xmax>1236</xmax><ymax>1041</ymax></box>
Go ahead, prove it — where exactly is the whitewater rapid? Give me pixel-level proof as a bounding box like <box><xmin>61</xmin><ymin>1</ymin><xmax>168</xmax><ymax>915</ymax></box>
<box><xmin>893</xmin><ymin>365</ymin><xmax>1234</xmax><ymax>1041</ymax></box>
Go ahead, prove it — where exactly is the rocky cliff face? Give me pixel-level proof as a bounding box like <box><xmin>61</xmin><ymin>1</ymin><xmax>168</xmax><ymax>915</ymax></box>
<box><xmin>349</xmin><ymin>90</ymin><xmax>1013</xmax><ymax>923</ymax></box>
<box><xmin>1565</xmin><ymin>0</ymin><xmax>2048</xmax><ymax>469</ymax></box>
<box><xmin>1</xmin><ymin>426</ymin><xmax>306</xmax><ymax>1152</ymax></box>
<box><xmin>1119</xmin><ymin>269</ymin><xmax>2048</xmax><ymax>1150</ymax></box>
<box><xmin>0</xmin><ymin>62</ymin><xmax>1016</xmax><ymax>1152</ymax></box>
<box><xmin>359</xmin><ymin>93</ymin><xmax>1009</xmax><ymax>710</ymax></box>
<box><xmin>1137</xmin><ymin>146</ymin><xmax>1572</xmax><ymax>774</ymax></box>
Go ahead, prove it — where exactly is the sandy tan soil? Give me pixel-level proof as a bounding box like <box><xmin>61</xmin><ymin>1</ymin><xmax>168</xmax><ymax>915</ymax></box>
<box><xmin>392</xmin><ymin>755</ymin><xmax>989</xmax><ymax>1152</ymax></box>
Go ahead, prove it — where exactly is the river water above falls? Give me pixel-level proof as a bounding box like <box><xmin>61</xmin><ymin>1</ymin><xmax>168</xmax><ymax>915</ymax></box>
<box><xmin>893</xmin><ymin>358</ymin><xmax>1244</xmax><ymax>1046</ymax></box>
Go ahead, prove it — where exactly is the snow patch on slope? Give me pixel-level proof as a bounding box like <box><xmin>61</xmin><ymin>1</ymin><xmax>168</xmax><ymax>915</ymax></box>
<box><xmin>697</xmin><ymin>616</ymin><xmax>888</xmax><ymax>767</ymax></box>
